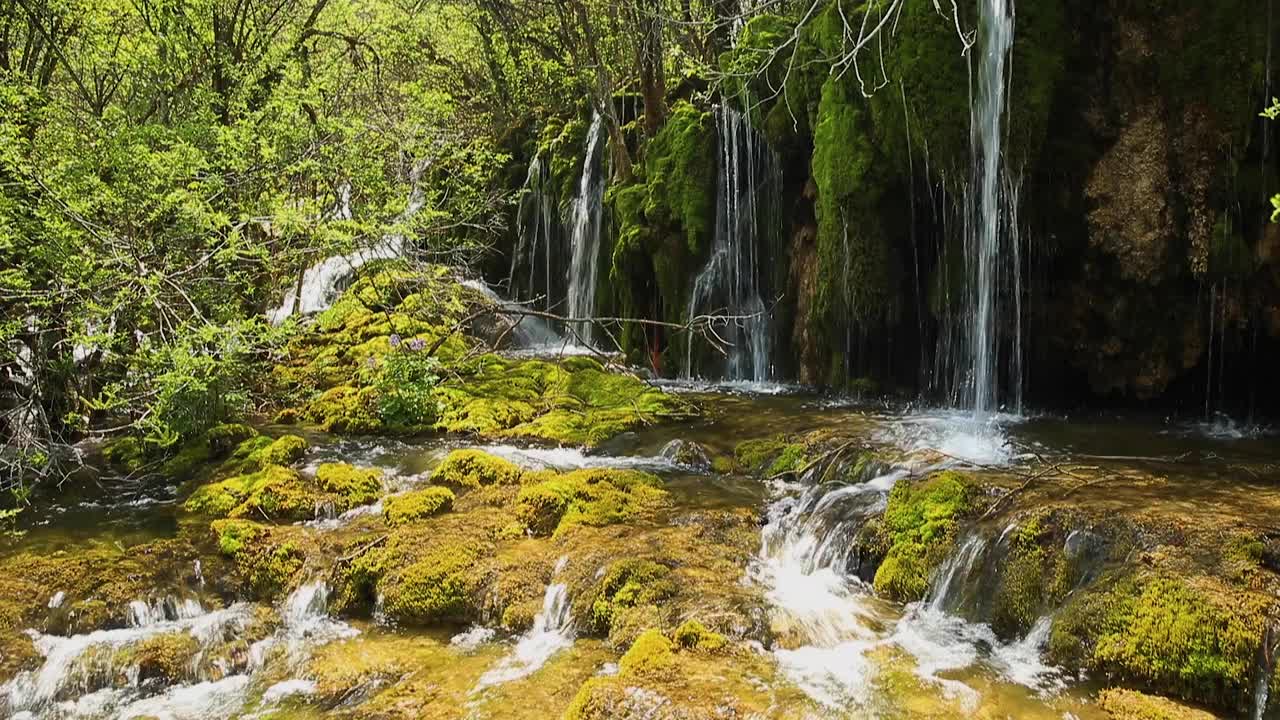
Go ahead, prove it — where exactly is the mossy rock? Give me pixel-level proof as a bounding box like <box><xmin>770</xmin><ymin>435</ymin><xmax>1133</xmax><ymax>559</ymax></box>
<box><xmin>127</xmin><ymin>632</ymin><xmax>200</xmax><ymax>683</ymax></box>
<box><xmin>989</xmin><ymin>509</ymin><xmax>1079</xmax><ymax>638</ymax></box>
<box><xmin>378</xmin><ymin>541</ymin><xmax>485</xmax><ymax>624</ymax></box>
<box><xmin>515</xmin><ymin>468</ymin><xmax>666</xmax><ymax>537</ymax></box>
<box><xmin>1049</xmin><ymin>570</ymin><xmax>1271</xmax><ymax>711</ymax></box>
<box><xmin>314</xmin><ymin>463</ymin><xmax>383</xmax><ymax>507</ymax></box>
<box><xmin>588</xmin><ymin>559</ymin><xmax>677</xmax><ymax>641</ymax></box>
<box><xmin>1097</xmin><ymin>688</ymin><xmax>1218</xmax><ymax>720</ymax></box>
<box><xmin>734</xmin><ymin>436</ymin><xmax>807</xmax><ymax>475</ymax></box>
<box><xmin>383</xmin><ymin>487</ymin><xmax>455</xmax><ymax>526</ymax></box>
<box><xmin>430</xmin><ymin>450</ymin><xmax>523</xmax><ymax>489</ymax></box>
<box><xmin>872</xmin><ymin>470</ymin><xmax>974</xmax><ymax>601</ymax></box>
<box><xmin>671</xmin><ymin>619</ymin><xmax>727</xmax><ymax>653</ymax></box>
<box><xmin>185</xmin><ymin>464</ymin><xmax>318</xmax><ymax>521</ymax></box>
<box><xmin>210</xmin><ymin>519</ymin><xmax>306</xmax><ymax>600</ymax></box>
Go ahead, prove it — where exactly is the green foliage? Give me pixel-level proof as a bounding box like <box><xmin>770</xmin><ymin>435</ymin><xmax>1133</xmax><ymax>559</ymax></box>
<box><xmin>375</xmin><ymin>348</ymin><xmax>440</xmax><ymax>429</ymax></box>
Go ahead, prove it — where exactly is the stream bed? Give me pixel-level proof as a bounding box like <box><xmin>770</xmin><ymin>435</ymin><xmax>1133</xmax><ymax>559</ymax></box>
<box><xmin>5</xmin><ymin>385</ymin><xmax>1279</xmax><ymax>719</ymax></box>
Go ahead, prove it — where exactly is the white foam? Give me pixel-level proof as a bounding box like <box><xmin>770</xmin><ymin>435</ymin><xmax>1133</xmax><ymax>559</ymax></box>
<box><xmin>474</xmin><ymin>445</ymin><xmax>677</xmax><ymax>472</ymax></box>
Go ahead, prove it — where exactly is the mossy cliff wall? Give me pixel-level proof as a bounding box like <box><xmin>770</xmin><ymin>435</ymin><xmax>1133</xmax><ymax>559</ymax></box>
<box><xmin>503</xmin><ymin>0</ymin><xmax>1279</xmax><ymax>409</ymax></box>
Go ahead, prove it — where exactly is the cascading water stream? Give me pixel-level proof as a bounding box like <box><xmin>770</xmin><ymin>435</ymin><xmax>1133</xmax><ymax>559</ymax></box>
<box><xmin>684</xmin><ymin>107</ymin><xmax>780</xmax><ymax>383</ymax></box>
<box><xmin>755</xmin><ymin>464</ymin><xmax>1064</xmax><ymax>711</ymax></box>
<box><xmin>508</xmin><ymin>156</ymin><xmax>561</xmax><ymax>313</ymax></box>
<box><xmin>474</xmin><ymin>555</ymin><xmax>575</xmax><ymax>689</ymax></box>
<box><xmin>565</xmin><ymin>113</ymin><xmax>608</xmax><ymax>345</ymax></box>
<box><xmin>268</xmin><ymin>161</ymin><xmax>430</xmax><ymax>325</ymax></box>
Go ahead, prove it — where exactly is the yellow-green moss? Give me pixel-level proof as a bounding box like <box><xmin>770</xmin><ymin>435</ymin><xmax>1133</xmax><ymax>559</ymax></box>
<box><xmin>209</xmin><ymin>519</ymin><xmax>305</xmax><ymax>600</ymax></box>
<box><xmin>990</xmin><ymin>510</ymin><xmax>1075</xmax><ymax>637</ymax></box>
<box><xmin>128</xmin><ymin>632</ymin><xmax>199</xmax><ymax>683</ymax></box>
<box><xmin>671</xmin><ymin>619</ymin><xmax>727</xmax><ymax>653</ymax></box>
<box><xmin>185</xmin><ymin>465</ymin><xmax>318</xmax><ymax>521</ymax></box>
<box><xmin>618</xmin><ymin>628</ymin><xmax>676</xmax><ymax>676</ymax></box>
<box><xmin>1097</xmin><ymin>688</ymin><xmax>1219</xmax><ymax>720</ymax></box>
<box><xmin>588</xmin><ymin>559</ymin><xmax>676</xmax><ymax>638</ymax></box>
<box><xmin>734</xmin><ymin>436</ymin><xmax>807</xmax><ymax>475</ymax></box>
<box><xmin>1049</xmin><ymin>571</ymin><xmax>1269</xmax><ymax>710</ymax></box>
<box><xmin>378</xmin><ymin>541</ymin><xmax>484</xmax><ymax>624</ymax></box>
<box><xmin>872</xmin><ymin>470</ymin><xmax>973</xmax><ymax>601</ymax></box>
<box><xmin>383</xmin><ymin>487</ymin><xmax>455</xmax><ymax>526</ymax></box>
<box><xmin>301</xmin><ymin>385</ymin><xmax>382</xmax><ymax>433</ymax></box>
<box><xmin>430</xmin><ymin>449</ymin><xmax>523</xmax><ymax>489</ymax></box>
<box><xmin>314</xmin><ymin>462</ymin><xmax>382</xmax><ymax>507</ymax></box>
<box><xmin>515</xmin><ymin>468</ymin><xmax>666</xmax><ymax>536</ymax></box>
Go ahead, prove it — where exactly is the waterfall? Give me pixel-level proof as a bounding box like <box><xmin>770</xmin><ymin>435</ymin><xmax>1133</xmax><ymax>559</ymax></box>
<box><xmin>268</xmin><ymin>161</ymin><xmax>428</xmax><ymax>325</ymax></box>
<box><xmin>565</xmin><ymin>113</ymin><xmax>608</xmax><ymax>345</ymax></box>
<box><xmin>960</xmin><ymin>0</ymin><xmax>1019</xmax><ymax>416</ymax></box>
<box><xmin>508</xmin><ymin>156</ymin><xmax>562</xmax><ymax>313</ymax></box>
<box><xmin>684</xmin><ymin>107</ymin><xmax>780</xmax><ymax>382</ymax></box>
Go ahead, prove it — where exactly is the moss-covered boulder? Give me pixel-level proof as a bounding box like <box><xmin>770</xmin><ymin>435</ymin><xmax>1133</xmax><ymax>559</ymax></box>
<box><xmin>516</xmin><ymin>468</ymin><xmax>667</xmax><ymax>537</ymax></box>
<box><xmin>734</xmin><ymin>436</ymin><xmax>808</xmax><ymax>475</ymax></box>
<box><xmin>383</xmin><ymin>487</ymin><xmax>455</xmax><ymax>526</ymax></box>
<box><xmin>872</xmin><ymin>470</ymin><xmax>974</xmax><ymax>601</ymax></box>
<box><xmin>1097</xmin><ymin>688</ymin><xmax>1218</xmax><ymax>720</ymax></box>
<box><xmin>210</xmin><ymin>519</ymin><xmax>306</xmax><ymax>600</ymax></box>
<box><xmin>430</xmin><ymin>449</ymin><xmax>523</xmax><ymax>489</ymax></box>
<box><xmin>379</xmin><ymin>541</ymin><xmax>486</xmax><ymax>624</ymax></box>
<box><xmin>1048</xmin><ymin>569</ymin><xmax>1270</xmax><ymax>712</ymax></box>
<box><xmin>314</xmin><ymin>463</ymin><xmax>383</xmax><ymax>506</ymax></box>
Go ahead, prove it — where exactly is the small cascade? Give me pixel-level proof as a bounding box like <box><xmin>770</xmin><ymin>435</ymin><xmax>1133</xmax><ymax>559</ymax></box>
<box><xmin>1</xmin><ymin>601</ymin><xmax>258</xmax><ymax>718</ymax></box>
<box><xmin>927</xmin><ymin>535</ymin><xmax>987</xmax><ymax>613</ymax></box>
<box><xmin>268</xmin><ymin>160</ymin><xmax>429</xmax><ymax>325</ymax></box>
<box><xmin>474</xmin><ymin>556</ymin><xmax>575</xmax><ymax>689</ymax></box>
<box><xmin>684</xmin><ymin>107</ymin><xmax>781</xmax><ymax>383</ymax></box>
<box><xmin>565</xmin><ymin>113</ymin><xmax>608</xmax><ymax>345</ymax></box>
<box><xmin>459</xmin><ymin>279</ymin><xmax>563</xmax><ymax>348</ymax></box>
<box><xmin>508</xmin><ymin>156</ymin><xmax>563</xmax><ymax>313</ymax></box>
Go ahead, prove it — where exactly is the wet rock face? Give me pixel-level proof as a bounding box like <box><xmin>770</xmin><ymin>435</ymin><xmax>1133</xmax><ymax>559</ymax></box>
<box><xmin>1085</xmin><ymin>106</ymin><xmax>1174</xmax><ymax>286</ymax></box>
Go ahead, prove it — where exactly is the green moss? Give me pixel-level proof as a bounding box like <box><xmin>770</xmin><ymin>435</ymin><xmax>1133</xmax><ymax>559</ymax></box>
<box><xmin>990</xmin><ymin>510</ymin><xmax>1075</xmax><ymax>637</ymax></box>
<box><xmin>1049</xmin><ymin>571</ymin><xmax>1269</xmax><ymax>709</ymax></box>
<box><xmin>302</xmin><ymin>385</ymin><xmax>382</xmax><ymax>433</ymax></box>
<box><xmin>766</xmin><ymin>444</ymin><xmax>808</xmax><ymax>476</ymax></box>
<box><xmin>383</xmin><ymin>487</ymin><xmax>455</xmax><ymax>526</ymax></box>
<box><xmin>430</xmin><ymin>449</ymin><xmax>523</xmax><ymax>489</ymax></box>
<box><xmin>618</xmin><ymin>628</ymin><xmax>676</xmax><ymax>676</ymax></box>
<box><xmin>872</xmin><ymin>470</ymin><xmax>973</xmax><ymax>601</ymax></box>
<box><xmin>733</xmin><ymin>436</ymin><xmax>788</xmax><ymax>472</ymax></box>
<box><xmin>245</xmin><ymin>435</ymin><xmax>308</xmax><ymax>468</ymax></box>
<box><xmin>378</xmin><ymin>541</ymin><xmax>483</xmax><ymax>624</ymax></box>
<box><xmin>209</xmin><ymin>519</ymin><xmax>305</xmax><ymax>599</ymax></box>
<box><xmin>515</xmin><ymin>468</ymin><xmax>666</xmax><ymax>536</ymax></box>
<box><xmin>314</xmin><ymin>462</ymin><xmax>382</xmax><ymax>507</ymax></box>
<box><xmin>671</xmin><ymin>619</ymin><xmax>727</xmax><ymax>653</ymax></box>
<box><xmin>103</xmin><ymin>436</ymin><xmax>149</xmax><ymax>473</ymax></box>
<box><xmin>1097</xmin><ymin>688</ymin><xmax>1218</xmax><ymax>720</ymax></box>
<box><xmin>128</xmin><ymin>632</ymin><xmax>199</xmax><ymax>683</ymax></box>
<box><xmin>589</xmin><ymin>559</ymin><xmax>676</xmax><ymax>639</ymax></box>
<box><xmin>185</xmin><ymin>464</ymin><xmax>319</xmax><ymax>521</ymax></box>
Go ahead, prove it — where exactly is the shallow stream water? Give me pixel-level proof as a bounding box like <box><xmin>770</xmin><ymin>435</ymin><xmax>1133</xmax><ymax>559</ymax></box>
<box><xmin>6</xmin><ymin>384</ymin><xmax>1279</xmax><ymax>719</ymax></box>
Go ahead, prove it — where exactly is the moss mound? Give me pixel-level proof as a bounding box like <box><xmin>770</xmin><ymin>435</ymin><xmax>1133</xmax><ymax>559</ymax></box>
<box><xmin>1049</xmin><ymin>569</ymin><xmax>1270</xmax><ymax>711</ymax></box>
<box><xmin>432</xmin><ymin>355</ymin><xmax>691</xmax><ymax>447</ymax></box>
<box><xmin>872</xmin><ymin>470</ymin><xmax>974</xmax><ymax>601</ymax></box>
<box><xmin>383</xmin><ymin>487</ymin><xmax>455</xmax><ymax>526</ymax></box>
<box><xmin>1097</xmin><ymin>688</ymin><xmax>1218</xmax><ymax>720</ymax></box>
<box><xmin>431</xmin><ymin>449</ymin><xmax>523</xmax><ymax>488</ymax></box>
<box><xmin>210</xmin><ymin>519</ymin><xmax>306</xmax><ymax>600</ymax></box>
<box><xmin>516</xmin><ymin>468</ymin><xmax>667</xmax><ymax>536</ymax></box>
<box><xmin>379</xmin><ymin>541</ymin><xmax>485</xmax><ymax>624</ymax></box>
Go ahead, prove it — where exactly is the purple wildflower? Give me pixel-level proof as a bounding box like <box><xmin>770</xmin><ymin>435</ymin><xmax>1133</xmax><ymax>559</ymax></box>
<box><xmin>407</xmin><ymin>338</ymin><xmax>426</xmax><ymax>352</ymax></box>
<box><xmin>389</xmin><ymin>333</ymin><xmax>402</xmax><ymax>347</ymax></box>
